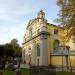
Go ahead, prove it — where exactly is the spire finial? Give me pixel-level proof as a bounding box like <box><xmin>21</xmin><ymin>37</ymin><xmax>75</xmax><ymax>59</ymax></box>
<box><xmin>38</xmin><ymin>9</ymin><xmax>45</xmax><ymax>19</ymax></box>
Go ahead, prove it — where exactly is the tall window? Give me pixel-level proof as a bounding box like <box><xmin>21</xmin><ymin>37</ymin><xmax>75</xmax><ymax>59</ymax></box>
<box><xmin>23</xmin><ymin>49</ymin><xmax>25</xmax><ymax>57</ymax></box>
<box><xmin>73</xmin><ymin>38</ymin><xmax>75</xmax><ymax>43</ymax></box>
<box><xmin>54</xmin><ymin>29</ymin><xmax>58</xmax><ymax>35</ymax></box>
<box><xmin>28</xmin><ymin>48</ymin><xmax>31</xmax><ymax>55</ymax></box>
<box><xmin>37</xmin><ymin>29</ymin><xmax>40</xmax><ymax>33</ymax></box>
<box><xmin>28</xmin><ymin>48</ymin><xmax>31</xmax><ymax>63</ymax></box>
<box><xmin>30</xmin><ymin>28</ymin><xmax>32</xmax><ymax>37</ymax></box>
<box><xmin>37</xmin><ymin>44</ymin><xmax>40</xmax><ymax>56</ymax></box>
<box><xmin>53</xmin><ymin>40</ymin><xmax>60</xmax><ymax>50</ymax></box>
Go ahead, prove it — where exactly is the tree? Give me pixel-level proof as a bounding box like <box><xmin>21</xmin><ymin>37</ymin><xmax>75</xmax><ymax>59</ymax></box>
<box><xmin>56</xmin><ymin>0</ymin><xmax>75</xmax><ymax>71</ymax></box>
<box><xmin>10</xmin><ymin>38</ymin><xmax>22</xmax><ymax>68</ymax></box>
<box><xmin>0</xmin><ymin>44</ymin><xmax>15</xmax><ymax>69</ymax></box>
<box><xmin>56</xmin><ymin>0</ymin><xmax>75</xmax><ymax>26</ymax></box>
<box><xmin>0</xmin><ymin>45</ymin><xmax>5</xmax><ymax>60</ymax></box>
<box><xmin>10</xmin><ymin>38</ymin><xmax>22</xmax><ymax>57</ymax></box>
<box><xmin>5</xmin><ymin>44</ymin><xmax>15</xmax><ymax>59</ymax></box>
<box><xmin>55</xmin><ymin>0</ymin><xmax>75</xmax><ymax>43</ymax></box>
<box><xmin>0</xmin><ymin>39</ymin><xmax>22</xmax><ymax>69</ymax></box>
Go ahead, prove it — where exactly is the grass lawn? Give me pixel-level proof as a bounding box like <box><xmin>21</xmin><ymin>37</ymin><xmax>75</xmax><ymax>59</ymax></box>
<box><xmin>0</xmin><ymin>70</ymin><xmax>15</xmax><ymax>75</ymax></box>
<box><xmin>0</xmin><ymin>68</ymin><xmax>30</xmax><ymax>75</ymax></box>
<box><xmin>3</xmin><ymin>70</ymin><xmax>15</xmax><ymax>75</ymax></box>
<box><xmin>56</xmin><ymin>72</ymin><xmax>75</xmax><ymax>75</ymax></box>
<box><xmin>0</xmin><ymin>68</ymin><xmax>75</xmax><ymax>75</ymax></box>
<box><xmin>21</xmin><ymin>68</ymin><xmax>30</xmax><ymax>75</ymax></box>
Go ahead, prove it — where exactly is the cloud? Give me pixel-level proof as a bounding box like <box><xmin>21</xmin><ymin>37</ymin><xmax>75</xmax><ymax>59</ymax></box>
<box><xmin>0</xmin><ymin>0</ymin><xmax>42</xmax><ymax>30</ymax></box>
<box><xmin>0</xmin><ymin>0</ymin><xmax>59</xmax><ymax>45</ymax></box>
<box><xmin>0</xmin><ymin>0</ymin><xmax>39</xmax><ymax>23</ymax></box>
<box><xmin>0</xmin><ymin>20</ymin><xmax>28</xmax><ymax>45</ymax></box>
<box><xmin>0</xmin><ymin>0</ymin><xmax>36</xmax><ymax>45</ymax></box>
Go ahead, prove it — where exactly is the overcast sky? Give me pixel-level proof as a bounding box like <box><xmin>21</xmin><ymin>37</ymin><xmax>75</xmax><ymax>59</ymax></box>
<box><xmin>0</xmin><ymin>0</ymin><xmax>59</xmax><ymax>45</ymax></box>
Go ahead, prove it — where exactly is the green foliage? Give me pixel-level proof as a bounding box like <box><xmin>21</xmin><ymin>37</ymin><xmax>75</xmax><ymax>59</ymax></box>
<box><xmin>56</xmin><ymin>0</ymin><xmax>75</xmax><ymax>26</ymax></box>
<box><xmin>5</xmin><ymin>44</ymin><xmax>15</xmax><ymax>57</ymax></box>
<box><xmin>0</xmin><ymin>38</ymin><xmax>22</xmax><ymax>62</ymax></box>
<box><xmin>10</xmin><ymin>38</ymin><xmax>22</xmax><ymax>57</ymax></box>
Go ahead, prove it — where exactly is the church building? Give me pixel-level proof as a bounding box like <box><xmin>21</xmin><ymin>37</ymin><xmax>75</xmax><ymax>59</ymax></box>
<box><xmin>22</xmin><ymin>10</ymin><xmax>75</xmax><ymax>67</ymax></box>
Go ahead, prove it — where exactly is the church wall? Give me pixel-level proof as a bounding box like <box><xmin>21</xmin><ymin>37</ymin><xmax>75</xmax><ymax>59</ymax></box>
<box><xmin>23</xmin><ymin>35</ymin><xmax>42</xmax><ymax>65</ymax></box>
<box><xmin>51</xmin><ymin>56</ymin><xmax>63</xmax><ymax>66</ymax></box>
<box><xmin>47</xmin><ymin>25</ymin><xmax>63</xmax><ymax>65</ymax></box>
<box><xmin>67</xmin><ymin>36</ymin><xmax>75</xmax><ymax>50</ymax></box>
<box><xmin>69</xmin><ymin>56</ymin><xmax>75</xmax><ymax>67</ymax></box>
<box><xmin>22</xmin><ymin>10</ymin><xmax>75</xmax><ymax>66</ymax></box>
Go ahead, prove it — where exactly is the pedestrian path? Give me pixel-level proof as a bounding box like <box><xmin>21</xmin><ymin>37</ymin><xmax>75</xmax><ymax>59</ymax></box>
<box><xmin>20</xmin><ymin>64</ymin><xmax>30</xmax><ymax>68</ymax></box>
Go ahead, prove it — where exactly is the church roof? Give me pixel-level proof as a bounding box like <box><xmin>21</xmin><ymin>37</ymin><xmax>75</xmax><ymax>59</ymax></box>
<box><xmin>26</xmin><ymin>18</ymin><xmax>38</xmax><ymax>29</ymax></box>
<box><xmin>47</xmin><ymin>23</ymin><xmax>63</xmax><ymax>29</ymax></box>
<box><xmin>26</xmin><ymin>10</ymin><xmax>63</xmax><ymax>29</ymax></box>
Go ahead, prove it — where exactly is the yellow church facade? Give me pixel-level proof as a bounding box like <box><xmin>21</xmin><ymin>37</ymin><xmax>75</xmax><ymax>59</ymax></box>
<box><xmin>22</xmin><ymin>10</ymin><xmax>75</xmax><ymax>67</ymax></box>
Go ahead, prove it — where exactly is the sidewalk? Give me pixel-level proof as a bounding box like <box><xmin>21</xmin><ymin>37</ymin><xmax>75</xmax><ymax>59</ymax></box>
<box><xmin>20</xmin><ymin>64</ymin><xmax>30</xmax><ymax>68</ymax></box>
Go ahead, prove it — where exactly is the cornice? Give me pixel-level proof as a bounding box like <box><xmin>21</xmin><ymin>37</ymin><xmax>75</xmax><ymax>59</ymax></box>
<box><xmin>22</xmin><ymin>31</ymin><xmax>50</xmax><ymax>45</ymax></box>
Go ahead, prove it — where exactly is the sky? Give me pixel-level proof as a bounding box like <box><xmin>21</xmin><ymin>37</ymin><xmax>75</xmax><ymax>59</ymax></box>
<box><xmin>0</xmin><ymin>0</ymin><xmax>59</xmax><ymax>46</ymax></box>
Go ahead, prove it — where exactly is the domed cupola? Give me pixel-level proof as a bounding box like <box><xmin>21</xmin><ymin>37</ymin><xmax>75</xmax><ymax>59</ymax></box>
<box><xmin>37</xmin><ymin>10</ymin><xmax>45</xmax><ymax>19</ymax></box>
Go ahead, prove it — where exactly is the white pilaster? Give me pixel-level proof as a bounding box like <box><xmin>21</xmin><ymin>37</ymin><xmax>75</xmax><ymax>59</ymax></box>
<box><xmin>73</xmin><ymin>38</ymin><xmax>75</xmax><ymax>50</ymax></box>
<box><xmin>40</xmin><ymin>35</ymin><xmax>48</xmax><ymax>66</ymax></box>
<box><xmin>72</xmin><ymin>36</ymin><xmax>75</xmax><ymax>50</ymax></box>
<box><xmin>31</xmin><ymin>41</ymin><xmax>36</xmax><ymax>65</ymax></box>
<box><xmin>22</xmin><ymin>48</ymin><xmax>25</xmax><ymax>63</ymax></box>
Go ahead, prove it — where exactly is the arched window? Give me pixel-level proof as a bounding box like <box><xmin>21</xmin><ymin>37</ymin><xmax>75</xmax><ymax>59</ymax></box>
<box><xmin>28</xmin><ymin>47</ymin><xmax>31</xmax><ymax>55</ymax></box>
<box><xmin>72</xmin><ymin>38</ymin><xmax>75</xmax><ymax>43</ymax></box>
<box><xmin>30</xmin><ymin>28</ymin><xmax>32</xmax><ymax>37</ymax></box>
<box><xmin>28</xmin><ymin>47</ymin><xmax>31</xmax><ymax>63</ymax></box>
<box><xmin>54</xmin><ymin>29</ymin><xmax>58</xmax><ymax>34</ymax></box>
<box><xmin>37</xmin><ymin>44</ymin><xmax>40</xmax><ymax>56</ymax></box>
<box><xmin>23</xmin><ymin>49</ymin><xmax>25</xmax><ymax>57</ymax></box>
<box><xmin>53</xmin><ymin>40</ymin><xmax>60</xmax><ymax>50</ymax></box>
<box><xmin>37</xmin><ymin>29</ymin><xmax>40</xmax><ymax>33</ymax></box>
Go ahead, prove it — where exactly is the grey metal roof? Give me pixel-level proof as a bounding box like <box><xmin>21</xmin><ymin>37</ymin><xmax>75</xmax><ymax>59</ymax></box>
<box><xmin>50</xmin><ymin>50</ymin><xmax>75</xmax><ymax>56</ymax></box>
